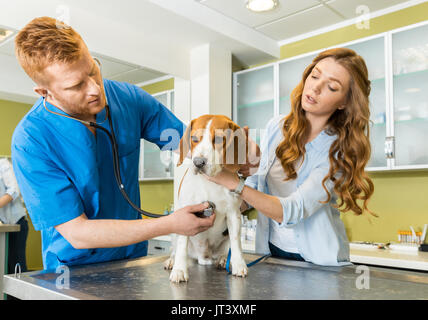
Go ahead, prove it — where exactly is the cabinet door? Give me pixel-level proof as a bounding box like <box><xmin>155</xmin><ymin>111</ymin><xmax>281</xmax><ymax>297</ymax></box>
<box><xmin>279</xmin><ymin>54</ymin><xmax>316</xmax><ymax>116</ymax></box>
<box><xmin>236</xmin><ymin>66</ymin><xmax>274</xmax><ymax>144</ymax></box>
<box><xmin>392</xmin><ymin>23</ymin><xmax>428</xmax><ymax>167</ymax></box>
<box><xmin>140</xmin><ymin>92</ymin><xmax>174</xmax><ymax>180</ymax></box>
<box><xmin>345</xmin><ymin>37</ymin><xmax>388</xmax><ymax>169</ymax></box>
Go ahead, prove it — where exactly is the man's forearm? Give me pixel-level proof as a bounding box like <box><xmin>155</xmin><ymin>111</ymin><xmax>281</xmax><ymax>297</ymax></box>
<box><xmin>58</xmin><ymin>214</ymin><xmax>173</xmax><ymax>250</ymax></box>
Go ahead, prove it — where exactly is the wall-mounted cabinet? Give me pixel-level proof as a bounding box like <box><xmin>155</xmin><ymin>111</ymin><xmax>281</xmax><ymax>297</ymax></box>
<box><xmin>233</xmin><ymin>21</ymin><xmax>428</xmax><ymax>172</ymax></box>
<box><xmin>139</xmin><ymin>90</ymin><xmax>175</xmax><ymax>181</ymax></box>
<box><xmin>391</xmin><ymin>23</ymin><xmax>428</xmax><ymax>168</ymax></box>
<box><xmin>234</xmin><ymin>65</ymin><xmax>275</xmax><ymax>145</ymax></box>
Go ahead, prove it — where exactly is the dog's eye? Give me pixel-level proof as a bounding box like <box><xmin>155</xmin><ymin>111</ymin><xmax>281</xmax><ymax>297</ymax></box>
<box><xmin>191</xmin><ymin>136</ymin><xmax>199</xmax><ymax>143</ymax></box>
<box><xmin>214</xmin><ymin>136</ymin><xmax>224</xmax><ymax>144</ymax></box>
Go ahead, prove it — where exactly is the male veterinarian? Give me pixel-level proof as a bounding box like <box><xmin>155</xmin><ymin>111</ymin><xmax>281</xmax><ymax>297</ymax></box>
<box><xmin>11</xmin><ymin>17</ymin><xmax>220</xmax><ymax>271</ymax></box>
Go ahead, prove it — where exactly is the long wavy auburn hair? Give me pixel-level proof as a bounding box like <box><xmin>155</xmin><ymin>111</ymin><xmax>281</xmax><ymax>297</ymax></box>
<box><xmin>276</xmin><ymin>48</ymin><xmax>375</xmax><ymax>216</ymax></box>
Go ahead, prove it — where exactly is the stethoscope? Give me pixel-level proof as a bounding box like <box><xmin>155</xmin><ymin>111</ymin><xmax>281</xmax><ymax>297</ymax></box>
<box><xmin>42</xmin><ymin>59</ymin><xmax>215</xmax><ymax>219</ymax></box>
<box><xmin>43</xmin><ymin>95</ymin><xmax>170</xmax><ymax>218</ymax></box>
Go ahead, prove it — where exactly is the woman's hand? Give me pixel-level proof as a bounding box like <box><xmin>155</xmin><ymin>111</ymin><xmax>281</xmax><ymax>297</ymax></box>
<box><xmin>0</xmin><ymin>194</ymin><xmax>13</xmax><ymax>209</ymax></box>
<box><xmin>203</xmin><ymin>170</ymin><xmax>240</xmax><ymax>191</ymax></box>
<box><xmin>205</xmin><ymin>171</ymin><xmax>283</xmax><ymax>223</ymax></box>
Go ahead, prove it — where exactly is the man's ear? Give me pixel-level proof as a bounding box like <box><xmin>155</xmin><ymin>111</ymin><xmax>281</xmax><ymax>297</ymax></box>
<box><xmin>177</xmin><ymin>120</ymin><xmax>194</xmax><ymax>167</ymax></box>
<box><xmin>34</xmin><ymin>87</ymin><xmax>48</xmax><ymax>98</ymax></box>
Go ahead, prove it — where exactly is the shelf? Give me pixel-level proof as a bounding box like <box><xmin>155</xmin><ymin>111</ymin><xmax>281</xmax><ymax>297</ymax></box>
<box><xmin>371</xmin><ymin>122</ymin><xmax>386</xmax><ymax>126</ymax></box>
<box><xmin>139</xmin><ymin>178</ymin><xmax>174</xmax><ymax>182</ymax></box>
<box><xmin>370</xmin><ymin>77</ymin><xmax>386</xmax><ymax>83</ymax></box>
<box><xmin>237</xmin><ymin>98</ymin><xmax>274</xmax><ymax>110</ymax></box>
<box><xmin>393</xmin><ymin>68</ymin><xmax>428</xmax><ymax>80</ymax></box>
<box><xmin>350</xmin><ymin>246</ymin><xmax>428</xmax><ymax>272</ymax></box>
<box><xmin>393</xmin><ymin>117</ymin><xmax>428</xmax><ymax>124</ymax></box>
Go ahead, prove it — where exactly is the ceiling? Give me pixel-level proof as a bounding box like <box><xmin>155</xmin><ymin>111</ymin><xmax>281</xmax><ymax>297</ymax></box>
<box><xmin>0</xmin><ymin>0</ymin><xmax>423</xmax><ymax>104</ymax></box>
<box><xmin>0</xmin><ymin>33</ymin><xmax>167</xmax><ymax>103</ymax></box>
<box><xmin>198</xmin><ymin>0</ymin><xmax>412</xmax><ymax>41</ymax></box>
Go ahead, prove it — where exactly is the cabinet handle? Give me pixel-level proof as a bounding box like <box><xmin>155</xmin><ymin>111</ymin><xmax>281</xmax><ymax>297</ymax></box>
<box><xmin>385</xmin><ymin>136</ymin><xmax>395</xmax><ymax>159</ymax></box>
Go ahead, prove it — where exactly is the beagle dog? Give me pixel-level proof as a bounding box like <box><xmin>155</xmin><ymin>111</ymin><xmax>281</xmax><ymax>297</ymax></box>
<box><xmin>164</xmin><ymin>115</ymin><xmax>248</xmax><ymax>283</ymax></box>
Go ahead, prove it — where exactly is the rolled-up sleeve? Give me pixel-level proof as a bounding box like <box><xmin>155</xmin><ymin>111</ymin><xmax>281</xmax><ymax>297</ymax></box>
<box><xmin>1</xmin><ymin>160</ymin><xmax>20</xmax><ymax>200</ymax></box>
<box><xmin>245</xmin><ymin>174</ymin><xmax>258</xmax><ymax>189</ymax></box>
<box><xmin>276</xmin><ymin>165</ymin><xmax>335</xmax><ymax>228</ymax></box>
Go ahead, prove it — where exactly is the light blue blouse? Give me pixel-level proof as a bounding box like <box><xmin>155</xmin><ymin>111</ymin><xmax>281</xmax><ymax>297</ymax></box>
<box><xmin>246</xmin><ymin>115</ymin><xmax>352</xmax><ymax>266</ymax></box>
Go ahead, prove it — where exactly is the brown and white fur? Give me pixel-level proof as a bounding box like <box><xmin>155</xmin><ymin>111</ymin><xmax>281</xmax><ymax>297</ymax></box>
<box><xmin>164</xmin><ymin>115</ymin><xmax>248</xmax><ymax>283</ymax></box>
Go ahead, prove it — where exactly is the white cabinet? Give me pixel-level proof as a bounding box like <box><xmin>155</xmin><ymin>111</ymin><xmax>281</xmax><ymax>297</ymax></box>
<box><xmin>233</xmin><ymin>65</ymin><xmax>275</xmax><ymax>145</ymax></box>
<box><xmin>139</xmin><ymin>90</ymin><xmax>175</xmax><ymax>181</ymax></box>
<box><xmin>391</xmin><ymin>23</ymin><xmax>428</xmax><ymax>168</ymax></box>
<box><xmin>344</xmin><ymin>36</ymin><xmax>388</xmax><ymax>170</ymax></box>
<box><xmin>279</xmin><ymin>53</ymin><xmax>316</xmax><ymax>116</ymax></box>
<box><xmin>233</xmin><ymin>21</ymin><xmax>428</xmax><ymax>172</ymax></box>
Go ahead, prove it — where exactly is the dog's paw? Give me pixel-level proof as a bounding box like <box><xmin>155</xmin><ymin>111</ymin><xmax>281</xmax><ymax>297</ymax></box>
<box><xmin>169</xmin><ymin>268</ymin><xmax>189</xmax><ymax>283</ymax></box>
<box><xmin>164</xmin><ymin>257</ymin><xmax>175</xmax><ymax>270</ymax></box>
<box><xmin>231</xmin><ymin>260</ymin><xmax>248</xmax><ymax>278</ymax></box>
<box><xmin>216</xmin><ymin>255</ymin><xmax>228</xmax><ymax>270</ymax></box>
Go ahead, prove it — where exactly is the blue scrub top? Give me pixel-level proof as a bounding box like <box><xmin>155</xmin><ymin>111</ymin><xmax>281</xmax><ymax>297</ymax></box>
<box><xmin>12</xmin><ymin>79</ymin><xmax>184</xmax><ymax>271</ymax></box>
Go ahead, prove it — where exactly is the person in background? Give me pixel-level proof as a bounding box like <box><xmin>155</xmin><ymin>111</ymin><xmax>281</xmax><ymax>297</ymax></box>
<box><xmin>0</xmin><ymin>157</ymin><xmax>28</xmax><ymax>274</ymax></box>
<box><xmin>206</xmin><ymin>48</ymin><xmax>375</xmax><ymax>266</ymax></box>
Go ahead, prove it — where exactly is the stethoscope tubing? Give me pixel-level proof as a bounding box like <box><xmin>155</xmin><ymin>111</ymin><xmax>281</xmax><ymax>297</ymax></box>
<box><xmin>43</xmin><ymin>98</ymin><xmax>169</xmax><ymax>219</ymax></box>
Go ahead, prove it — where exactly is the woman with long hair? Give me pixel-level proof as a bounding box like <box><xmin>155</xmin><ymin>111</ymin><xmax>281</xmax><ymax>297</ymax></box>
<box><xmin>206</xmin><ymin>47</ymin><xmax>375</xmax><ymax>266</ymax></box>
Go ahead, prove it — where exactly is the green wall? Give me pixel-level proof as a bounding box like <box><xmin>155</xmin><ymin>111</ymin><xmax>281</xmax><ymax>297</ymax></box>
<box><xmin>265</xmin><ymin>2</ymin><xmax>428</xmax><ymax>244</ymax></box>
<box><xmin>342</xmin><ymin>171</ymin><xmax>428</xmax><ymax>244</ymax></box>
<box><xmin>139</xmin><ymin>78</ymin><xmax>175</xmax><ymax>218</ymax></box>
<box><xmin>279</xmin><ymin>2</ymin><xmax>428</xmax><ymax>60</ymax></box>
<box><xmin>0</xmin><ymin>99</ymin><xmax>32</xmax><ymax>156</ymax></box>
<box><xmin>0</xmin><ymin>99</ymin><xmax>42</xmax><ymax>270</ymax></box>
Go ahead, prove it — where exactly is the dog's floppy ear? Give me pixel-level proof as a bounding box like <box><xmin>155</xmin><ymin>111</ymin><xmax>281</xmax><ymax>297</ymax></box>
<box><xmin>224</xmin><ymin>121</ymin><xmax>248</xmax><ymax>166</ymax></box>
<box><xmin>177</xmin><ymin>120</ymin><xmax>194</xmax><ymax>167</ymax></box>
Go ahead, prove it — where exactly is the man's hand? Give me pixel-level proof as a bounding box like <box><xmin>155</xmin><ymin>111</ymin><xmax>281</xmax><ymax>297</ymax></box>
<box><xmin>168</xmin><ymin>202</ymin><xmax>216</xmax><ymax>236</ymax></box>
<box><xmin>239</xmin><ymin>126</ymin><xmax>261</xmax><ymax>178</ymax></box>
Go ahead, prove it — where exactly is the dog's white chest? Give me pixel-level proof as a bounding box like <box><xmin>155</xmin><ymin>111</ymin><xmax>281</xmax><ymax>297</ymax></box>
<box><xmin>178</xmin><ymin>170</ymin><xmax>240</xmax><ymax>214</ymax></box>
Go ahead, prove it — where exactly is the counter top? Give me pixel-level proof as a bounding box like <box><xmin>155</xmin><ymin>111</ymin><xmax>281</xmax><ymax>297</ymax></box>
<box><xmin>350</xmin><ymin>247</ymin><xmax>428</xmax><ymax>271</ymax></box>
<box><xmin>4</xmin><ymin>254</ymin><xmax>428</xmax><ymax>300</ymax></box>
<box><xmin>0</xmin><ymin>224</ymin><xmax>20</xmax><ymax>233</ymax></box>
<box><xmin>151</xmin><ymin>237</ymin><xmax>428</xmax><ymax>272</ymax></box>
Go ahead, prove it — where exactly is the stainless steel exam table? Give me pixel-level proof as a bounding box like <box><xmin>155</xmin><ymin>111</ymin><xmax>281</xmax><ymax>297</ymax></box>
<box><xmin>3</xmin><ymin>254</ymin><xmax>428</xmax><ymax>300</ymax></box>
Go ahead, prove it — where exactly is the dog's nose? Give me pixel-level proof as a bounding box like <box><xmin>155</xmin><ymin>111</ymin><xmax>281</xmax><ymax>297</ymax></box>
<box><xmin>193</xmin><ymin>157</ymin><xmax>207</xmax><ymax>169</ymax></box>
